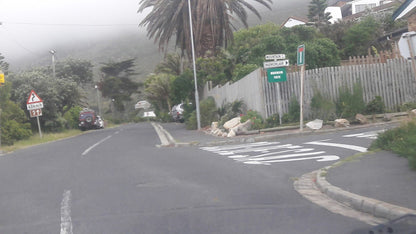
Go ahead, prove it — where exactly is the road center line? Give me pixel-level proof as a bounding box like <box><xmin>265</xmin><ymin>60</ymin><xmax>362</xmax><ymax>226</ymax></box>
<box><xmin>305</xmin><ymin>140</ymin><xmax>367</xmax><ymax>152</ymax></box>
<box><xmin>60</xmin><ymin>190</ymin><xmax>73</xmax><ymax>234</ymax></box>
<box><xmin>81</xmin><ymin>135</ymin><xmax>112</xmax><ymax>156</ymax></box>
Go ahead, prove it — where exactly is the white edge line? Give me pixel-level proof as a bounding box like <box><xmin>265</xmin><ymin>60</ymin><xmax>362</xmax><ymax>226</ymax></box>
<box><xmin>81</xmin><ymin>135</ymin><xmax>112</xmax><ymax>156</ymax></box>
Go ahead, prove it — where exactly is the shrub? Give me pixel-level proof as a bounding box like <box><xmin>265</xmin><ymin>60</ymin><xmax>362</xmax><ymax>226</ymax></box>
<box><xmin>265</xmin><ymin>113</ymin><xmax>280</xmax><ymax>128</ymax></box>
<box><xmin>370</xmin><ymin>120</ymin><xmax>416</xmax><ymax>170</ymax></box>
<box><xmin>241</xmin><ymin>110</ymin><xmax>264</xmax><ymax>130</ymax></box>
<box><xmin>1</xmin><ymin>120</ymin><xmax>32</xmax><ymax>145</ymax></box>
<box><xmin>185</xmin><ymin>97</ymin><xmax>217</xmax><ymax>130</ymax></box>
<box><xmin>365</xmin><ymin>96</ymin><xmax>385</xmax><ymax>115</ymax></box>
<box><xmin>397</xmin><ymin>102</ymin><xmax>416</xmax><ymax>112</ymax></box>
<box><xmin>282</xmin><ymin>97</ymin><xmax>300</xmax><ymax>123</ymax></box>
<box><xmin>63</xmin><ymin>106</ymin><xmax>83</xmax><ymax>129</ymax></box>
<box><xmin>217</xmin><ymin>100</ymin><xmax>246</xmax><ymax>127</ymax></box>
<box><xmin>336</xmin><ymin>83</ymin><xmax>365</xmax><ymax>119</ymax></box>
<box><xmin>310</xmin><ymin>91</ymin><xmax>336</xmax><ymax>121</ymax></box>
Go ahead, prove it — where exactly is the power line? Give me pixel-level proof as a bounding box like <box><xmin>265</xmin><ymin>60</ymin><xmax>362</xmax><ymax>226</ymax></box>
<box><xmin>0</xmin><ymin>21</ymin><xmax>138</xmax><ymax>27</ymax></box>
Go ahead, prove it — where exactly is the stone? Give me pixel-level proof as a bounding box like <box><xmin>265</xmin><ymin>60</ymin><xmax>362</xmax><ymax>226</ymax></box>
<box><xmin>232</xmin><ymin>119</ymin><xmax>252</xmax><ymax>135</ymax></box>
<box><xmin>227</xmin><ymin>129</ymin><xmax>236</xmax><ymax>137</ymax></box>
<box><xmin>334</xmin><ymin>119</ymin><xmax>350</xmax><ymax>128</ymax></box>
<box><xmin>410</xmin><ymin>109</ymin><xmax>416</xmax><ymax>118</ymax></box>
<box><xmin>211</xmin><ymin>122</ymin><xmax>219</xmax><ymax>130</ymax></box>
<box><xmin>383</xmin><ymin>113</ymin><xmax>393</xmax><ymax>122</ymax></box>
<box><xmin>223</xmin><ymin>117</ymin><xmax>241</xmax><ymax>130</ymax></box>
<box><xmin>355</xmin><ymin>114</ymin><xmax>368</xmax><ymax>124</ymax></box>
<box><xmin>306</xmin><ymin>119</ymin><xmax>323</xmax><ymax>130</ymax></box>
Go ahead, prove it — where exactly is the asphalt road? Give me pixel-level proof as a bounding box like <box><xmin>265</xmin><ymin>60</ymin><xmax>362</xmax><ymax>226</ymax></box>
<box><xmin>0</xmin><ymin>122</ymin><xmax>390</xmax><ymax>234</ymax></box>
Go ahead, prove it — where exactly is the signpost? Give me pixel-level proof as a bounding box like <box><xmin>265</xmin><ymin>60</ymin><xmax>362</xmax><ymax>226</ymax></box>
<box><xmin>297</xmin><ymin>45</ymin><xmax>305</xmax><ymax>131</ymax></box>
<box><xmin>26</xmin><ymin>90</ymin><xmax>43</xmax><ymax>138</ymax></box>
<box><xmin>264</xmin><ymin>54</ymin><xmax>289</xmax><ymax>125</ymax></box>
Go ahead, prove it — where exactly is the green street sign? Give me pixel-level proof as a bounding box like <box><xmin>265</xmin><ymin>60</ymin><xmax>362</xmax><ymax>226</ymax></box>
<box><xmin>297</xmin><ymin>44</ymin><xmax>305</xmax><ymax>66</ymax></box>
<box><xmin>267</xmin><ymin>67</ymin><xmax>287</xmax><ymax>82</ymax></box>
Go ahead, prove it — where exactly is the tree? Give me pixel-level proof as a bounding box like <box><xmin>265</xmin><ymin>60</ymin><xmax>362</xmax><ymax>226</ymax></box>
<box><xmin>155</xmin><ymin>53</ymin><xmax>186</xmax><ymax>76</ymax></box>
<box><xmin>0</xmin><ymin>53</ymin><xmax>9</xmax><ymax>74</ymax></box>
<box><xmin>342</xmin><ymin>16</ymin><xmax>382</xmax><ymax>58</ymax></box>
<box><xmin>138</xmin><ymin>0</ymin><xmax>272</xmax><ymax>59</ymax></box>
<box><xmin>55</xmin><ymin>58</ymin><xmax>93</xmax><ymax>85</ymax></box>
<box><xmin>144</xmin><ymin>73</ymin><xmax>174</xmax><ymax>112</ymax></box>
<box><xmin>99</xmin><ymin>59</ymin><xmax>140</xmax><ymax>112</ymax></box>
<box><xmin>308</xmin><ymin>0</ymin><xmax>331</xmax><ymax>26</ymax></box>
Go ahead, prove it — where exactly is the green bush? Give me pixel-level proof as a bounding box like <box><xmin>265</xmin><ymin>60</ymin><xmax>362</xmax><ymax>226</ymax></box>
<box><xmin>397</xmin><ymin>102</ymin><xmax>416</xmax><ymax>112</ymax></box>
<box><xmin>282</xmin><ymin>97</ymin><xmax>300</xmax><ymax>123</ymax></box>
<box><xmin>217</xmin><ymin>100</ymin><xmax>246</xmax><ymax>127</ymax></box>
<box><xmin>185</xmin><ymin>97</ymin><xmax>217</xmax><ymax>130</ymax></box>
<box><xmin>241</xmin><ymin>110</ymin><xmax>264</xmax><ymax>130</ymax></box>
<box><xmin>370</xmin><ymin>120</ymin><xmax>416</xmax><ymax>170</ymax></box>
<box><xmin>265</xmin><ymin>113</ymin><xmax>280</xmax><ymax>128</ymax></box>
<box><xmin>336</xmin><ymin>83</ymin><xmax>365</xmax><ymax>119</ymax></box>
<box><xmin>365</xmin><ymin>96</ymin><xmax>385</xmax><ymax>115</ymax></box>
<box><xmin>310</xmin><ymin>91</ymin><xmax>335</xmax><ymax>121</ymax></box>
<box><xmin>63</xmin><ymin>106</ymin><xmax>83</xmax><ymax>129</ymax></box>
<box><xmin>1</xmin><ymin>120</ymin><xmax>32</xmax><ymax>145</ymax></box>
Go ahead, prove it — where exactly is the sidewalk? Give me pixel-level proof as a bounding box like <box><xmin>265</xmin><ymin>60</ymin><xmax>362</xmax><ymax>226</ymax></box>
<box><xmin>157</xmin><ymin>121</ymin><xmax>416</xmax><ymax>225</ymax></box>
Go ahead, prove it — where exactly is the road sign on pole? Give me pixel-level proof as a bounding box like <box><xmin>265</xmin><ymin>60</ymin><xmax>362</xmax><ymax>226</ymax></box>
<box><xmin>297</xmin><ymin>44</ymin><xmax>305</xmax><ymax>66</ymax></box>
<box><xmin>267</xmin><ymin>67</ymin><xmax>287</xmax><ymax>82</ymax></box>
<box><xmin>263</xmin><ymin>60</ymin><xmax>289</xmax><ymax>69</ymax></box>
<box><xmin>265</xmin><ymin>54</ymin><xmax>286</xmax><ymax>60</ymax></box>
<box><xmin>26</xmin><ymin>90</ymin><xmax>43</xmax><ymax>138</ymax></box>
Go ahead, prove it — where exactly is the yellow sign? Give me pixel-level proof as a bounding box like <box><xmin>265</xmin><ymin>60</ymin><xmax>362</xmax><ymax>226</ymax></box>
<box><xmin>0</xmin><ymin>73</ymin><xmax>4</xmax><ymax>84</ymax></box>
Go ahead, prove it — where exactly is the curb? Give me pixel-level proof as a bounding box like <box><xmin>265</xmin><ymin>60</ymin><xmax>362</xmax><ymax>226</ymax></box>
<box><xmin>176</xmin><ymin>120</ymin><xmax>401</xmax><ymax>147</ymax></box>
<box><xmin>315</xmin><ymin>167</ymin><xmax>416</xmax><ymax>221</ymax></box>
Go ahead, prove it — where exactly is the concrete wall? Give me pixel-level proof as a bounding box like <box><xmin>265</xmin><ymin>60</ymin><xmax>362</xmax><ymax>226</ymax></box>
<box><xmin>202</xmin><ymin>68</ymin><xmax>267</xmax><ymax>117</ymax></box>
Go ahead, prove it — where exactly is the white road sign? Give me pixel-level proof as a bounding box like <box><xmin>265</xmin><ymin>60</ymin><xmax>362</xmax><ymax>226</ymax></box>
<box><xmin>263</xmin><ymin>60</ymin><xmax>289</xmax><ymax>69</ymax></box>
<box><xmin>265</xmin><ymin>54</ymin><xmax>286</xmax><ymax>60</ymax></box>
<box><xmin>27</xmin><ymin>102</ymin><xmax>44</xmax><ymax>110</ymax></box>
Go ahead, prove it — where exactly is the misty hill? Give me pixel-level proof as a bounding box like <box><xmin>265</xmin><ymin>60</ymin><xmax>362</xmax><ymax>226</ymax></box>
<box><xmin>11</xmin><ymin>0</ymin><xmax>310</xmax><ymax>81</ymax></box>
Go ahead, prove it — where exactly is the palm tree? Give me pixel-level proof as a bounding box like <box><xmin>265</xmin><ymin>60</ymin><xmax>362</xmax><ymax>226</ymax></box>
<box><xmin>138</xmin><ymin>0</ymin><xmax>272</xmax><ymax>59</ymax></box>
<box><xmin>307</xmin><ymin>0</ymin><xmax>331</xmax><ymax>26</ymax></box>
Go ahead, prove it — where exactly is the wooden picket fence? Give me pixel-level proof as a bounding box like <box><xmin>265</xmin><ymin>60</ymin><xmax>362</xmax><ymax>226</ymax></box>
<box><xmin>263</xmin><ymin>58</ymin><xmax>416</xmax><ymax>119</ymax></box>
<box><xmin>203</xmin><ymin>58</ymin><xmax>416</xmax><ymax>119</ymax></box>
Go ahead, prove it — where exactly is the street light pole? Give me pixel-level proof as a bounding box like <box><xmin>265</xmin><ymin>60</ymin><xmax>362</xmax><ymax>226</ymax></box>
<box><xmin>187</xmin><ymin>0</ymin><xmax>201</xmax><ymax>130</ymax></box>
<box><xmin>49</xmin><ymin>50</ymin><xmax>56</xmax><ymax>79</ymax></box>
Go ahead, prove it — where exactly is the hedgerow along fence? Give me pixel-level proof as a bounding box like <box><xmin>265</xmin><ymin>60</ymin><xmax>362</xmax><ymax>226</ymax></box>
<box><xmin>203</xmin><ymin>58</ymin><xmax>416</xmax><ymax>119</ymax></box>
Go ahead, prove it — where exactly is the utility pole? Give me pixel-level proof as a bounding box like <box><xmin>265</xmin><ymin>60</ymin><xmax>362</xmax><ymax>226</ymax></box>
<box><xmin>187</xmin><ymin>0</ymin><xmax>201</xmax><ymax>130</ymax></box>
<box><xmin>49</xmin><ymin>50</ymin><xmax>56</xmax><ymax>79</ymax></box>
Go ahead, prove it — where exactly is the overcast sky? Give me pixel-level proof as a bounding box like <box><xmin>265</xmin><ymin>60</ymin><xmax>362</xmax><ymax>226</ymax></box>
<box><xmin>0</xmin><ymin>0</ymin><xmax>149</xmax><ymax>63</ymax></box>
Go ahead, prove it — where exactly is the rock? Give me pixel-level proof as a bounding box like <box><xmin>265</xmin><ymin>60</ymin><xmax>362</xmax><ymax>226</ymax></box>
<box><xmin>223</xmin><ymin>117</ymin><xmax>241</xmax><ymax>130</ymax></box>
<box><xmin>355</xmin><ymin>114</ymin><xmax>368</xmax><ymax>124</ymax></box>
<box><xmin>222</xmin><ymin>132</ymin><xmax>228</xmax><ymax>137</ymax></box>
<box><xmin>211</xmin><ymin>122</ymin><xmax>219</xmax><ymax>130</ymax></box>
<box><xmin>227</xmin><ymin>129</ymin><xmax>236</xmax><ymax>137</ymax></box>
<box><xmin>383</xmin><ymin>113</ymin><xmax>393</xmax><ymax>122</ymax></box>
<box><xmin>334</xmin><ymin>119</ymin><xmax>350</xmax><ymax>128</ymax></box>
<box><xmin>232</xmin><ymin>119</ymin><xmax>252</xmax><ymax>135</ymax></box>
<box><xmin>306</xmin><ymin>119</ymin><xmax>323</xmax><ymax>130</ymax></box>
<box><xmin>410</xmin><ymin>109</ymin><xmax>416</xmax><ymax>118</ymax></box>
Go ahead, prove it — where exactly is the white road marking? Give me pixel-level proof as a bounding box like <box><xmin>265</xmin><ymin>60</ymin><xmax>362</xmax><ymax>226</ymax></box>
<box><xmin>343</xmin><ymin>130</ymin><xmax>385</xmax><ymax>139</ymax></box>
<box><xmin>81</xmin><ymin>135</ymin><xmax>112</xmax><ymax>156</ymax></box>
<box><xmin>60</xmin><ymin>190</ymin><xmax>73</xmax><ymax>234</ymax></box>
<box><xmin>201</xmin><ymin>142</ymin><xmax>340</xmax><ymax>165</ymax></box>
<box><xmin>305</xmin><ymin>140</ymin><xmax>367</xmax><ymax>152</ymax></box>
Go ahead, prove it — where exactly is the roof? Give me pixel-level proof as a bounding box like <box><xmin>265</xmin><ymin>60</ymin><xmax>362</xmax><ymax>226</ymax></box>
<box><xmin>280</xmin><ymin>16</ymin><xmax>309</xmax><ymax>28</ymax></box>
<box><xmin>392</xmin><ymin>0</ymin><xmax>416</xmax><ymax>20</ymax></box>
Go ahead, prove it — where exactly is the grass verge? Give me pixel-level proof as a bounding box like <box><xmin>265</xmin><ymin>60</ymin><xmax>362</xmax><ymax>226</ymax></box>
<box><xmin>1</xmin><ymin>129</ymin><xmax>84</xmax><ymax>154</ymax></box>
<box><xmin>369</xmin><ymin>119</ymin><xmax>416</xmax><ymax>170</ymax></box>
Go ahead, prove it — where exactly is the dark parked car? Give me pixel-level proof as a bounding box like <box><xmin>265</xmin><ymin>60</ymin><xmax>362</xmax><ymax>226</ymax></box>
<box><xmin>78</xmin><ymin>108</ymin><xmax>103</xmax><ymax>131</ymax></box>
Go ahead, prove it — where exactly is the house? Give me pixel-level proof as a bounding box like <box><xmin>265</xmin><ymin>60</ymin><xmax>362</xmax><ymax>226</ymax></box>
<box><xmin>325</xmin><ymin>0</ymin><xmax>397</xmax><ymax>22</ymax></box>
<box><xmin>281</xmin><ymin>16</ymin><xmax>309</xmax><ymax>28</ymax></box>
<box><xmin>392</xmin><ymin>0</ymin><xmax>416</xmax><ymax>31</ymax></box>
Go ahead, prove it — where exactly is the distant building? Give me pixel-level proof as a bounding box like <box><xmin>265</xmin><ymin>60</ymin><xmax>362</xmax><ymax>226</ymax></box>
<box><xmin>281</xmin><ymin>16</ymin><xmax>309</xmax><ymax>28</ymax></box>
<box><xmin>392</xmin><ymin>0</ymin><xmax>416</xmax><ymax>31</ymax></box>
<box><xmin>325</xmin><ymin>6</ymin><xmax>343</xmax><ymax>23</ymax></box>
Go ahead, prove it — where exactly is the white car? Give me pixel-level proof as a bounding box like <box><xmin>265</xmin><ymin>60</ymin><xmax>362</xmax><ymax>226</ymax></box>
<box><xmin>171</xmin><ymin>103</ymin><xmax>184</xmax><ymax>122</ymax></box>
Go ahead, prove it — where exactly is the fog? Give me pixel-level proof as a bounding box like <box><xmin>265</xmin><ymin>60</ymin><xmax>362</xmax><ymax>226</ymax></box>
<box><xmin>0</xmin><ymin>0</ymin><xmax>150</xmax><ymax>64</ymax></box>
<box><xmin>0</xmin><ymin>0</ymin><xmax>308</xmax><ymax>68</ymax></box>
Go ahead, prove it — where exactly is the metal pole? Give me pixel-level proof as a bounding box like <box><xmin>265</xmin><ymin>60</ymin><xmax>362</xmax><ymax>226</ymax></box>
<box><xmin>187</xmin><ymin>0</ymin><xmax>201</xmax><ymax>130</ymax></box>
<box><xmin>276</xmin><ymin>82</ymin><xmax>283</xmax><ymax>125</ymax></box>
<box><xmin>300</xmin><ymin>64</ymin><xmax>305</xmax><ymax>131</ymax></box>
<box><xmin>405</xmin><ymin>35</ymin><xmax>416</xmax><ymax>81</ymax></box>
<box><xmin>36</xmin><ymin>116</ymin><xmax>43</xmax><ymax>138</ymax></box>
<box><xmin>95</xmin><ymin>85</ymin><xmax>101</xmax><ymax>116</ymax></box>
<box><xmin>50</xmin><ymin>50</ymin><xmax>56</xmax><ymax>79</ymax></box>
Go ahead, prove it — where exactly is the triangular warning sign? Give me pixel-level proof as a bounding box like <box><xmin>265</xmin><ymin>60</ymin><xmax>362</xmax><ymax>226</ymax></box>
<box><xmin>27</xmin><ymin>90</ymin><xmax>43</xmax><ymax>104</ymax></box>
